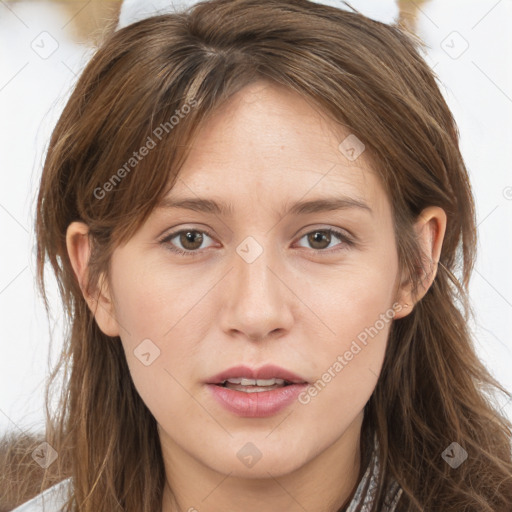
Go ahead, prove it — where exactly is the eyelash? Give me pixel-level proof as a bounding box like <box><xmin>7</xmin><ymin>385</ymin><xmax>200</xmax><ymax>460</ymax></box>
<box><xmin>159</xmin><ymin>227</ymin><xmax>354</xmax><ymax>258</ymax></box>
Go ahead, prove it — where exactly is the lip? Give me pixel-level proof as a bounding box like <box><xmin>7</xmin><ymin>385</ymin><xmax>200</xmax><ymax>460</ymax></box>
<box><xmin>205</xmin><ymin>364</ymin><xmax>309</xmax><ymax>418</ymax></box>
<box><xmin>206</xmin><ymin>383</ymin><xmax>309</xmax><ymax>417</ymax></box>
<box><xmin>205</xmin><ymin>364</ymin><xmax>308</xmax><ymax>385</ymax></box>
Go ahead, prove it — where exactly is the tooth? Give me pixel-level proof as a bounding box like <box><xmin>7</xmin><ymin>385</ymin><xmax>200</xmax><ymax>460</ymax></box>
<box><xmin>225</xmin><ymin>378</ymin><xmax>242</xmax><ymax>384</ymax></box>
<box><xmin>223</xmin><ymin>377</ymin><xmax>287</xmax><ymax>386</ymax></box>
<box><xmin>239</xmin><ymin>387</ymin><xmax>277</xmax><ymax>393</ymax></box>
<box><xmin>256</xmin><ymin>378</ymin><xmax>284</xmax><ymax>386</ymax></box>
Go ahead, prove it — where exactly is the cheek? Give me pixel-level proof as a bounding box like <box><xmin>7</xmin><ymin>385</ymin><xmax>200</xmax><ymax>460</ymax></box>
<box><xmin>297</xmin><ymin>290</ymin><xmax>394</xmax><ymax>422</ymax></box>
<box><xmin>108</xmin><ymin>254</ymin><xmax>212</xmax><ymax>419</ymax></box>
<box><xmin>298</xmin><ymin>250</ymin><xmax>398</xmax><ymax>397</ymax></box>
<box><xmin>110</xmin><ymin>252</ymin><xmax>199</xmax><ymax>340</ymax></box>
<box><xmin>304</xmin><ymin>251</ymin><xmax>398</xmax><ymax>340</ymax></box>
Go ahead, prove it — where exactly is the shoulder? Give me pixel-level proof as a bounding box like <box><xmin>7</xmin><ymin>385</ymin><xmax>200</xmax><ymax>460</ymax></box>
<box><xmin>11</xmin><ymin>477</ymin><xmax>72</xmax><ymax>512</ymax></box>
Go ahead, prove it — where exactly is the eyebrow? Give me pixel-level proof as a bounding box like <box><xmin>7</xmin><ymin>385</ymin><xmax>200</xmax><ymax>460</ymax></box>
<box><xmin>155</xmin><ymin>195</ymin><xmax>372</xmax><ymax>217</ymax></box>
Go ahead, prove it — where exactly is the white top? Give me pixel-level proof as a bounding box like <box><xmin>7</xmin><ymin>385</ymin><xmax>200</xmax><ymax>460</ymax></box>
<box><xmin>11</xmin><ymin>478</ymin><xmax>72</xmax><ymax>512</ymax></box>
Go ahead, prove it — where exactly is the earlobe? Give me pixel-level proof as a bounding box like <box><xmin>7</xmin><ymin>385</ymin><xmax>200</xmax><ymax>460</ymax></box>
<box><xmin>65</xmin><ymin>221</ymin><xmax>120</xmax><ymax>338</ymax></box>
<box><xmin>394</xmin><ymin>206</ymin><xmax>447</xmax><ymax>319</ymax></box>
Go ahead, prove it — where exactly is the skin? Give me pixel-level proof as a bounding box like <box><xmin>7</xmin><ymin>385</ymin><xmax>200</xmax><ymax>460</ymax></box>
<box><xmin>66</xmin><ymin>80</ymin><xmax>446</xmax><ymax>512</ymax></box>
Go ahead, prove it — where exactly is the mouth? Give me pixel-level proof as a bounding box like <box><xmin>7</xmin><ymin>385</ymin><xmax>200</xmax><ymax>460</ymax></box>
<box><xmin>206</xmin><ymin>372</ymin><xmax>309</xmax><ymax>417</ymax></box>
<box><xmin>205</xmin><ymin>364</ymin><xmax>309</xmax><ymax>418</ymax></box>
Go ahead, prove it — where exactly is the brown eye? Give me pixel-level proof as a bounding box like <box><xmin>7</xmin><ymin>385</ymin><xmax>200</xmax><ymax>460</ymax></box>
<box><xmin>296</xmin><ymin>228</ymin><xmax>352</xmax><ymax>253</ymax></box>
<box><xmin>179</xmin><ymin>230</ymin><xmax>204</xmax><ymax>250</ymax></box>
<box><xmin>161</xmin><ymin>229</ymin><xmax>215</xmax><ymax>256</ymax></box>
<box><xmin>307</xmin><ymin>230</ymin><xmax>332</xmax><ymax>250</ymax></box>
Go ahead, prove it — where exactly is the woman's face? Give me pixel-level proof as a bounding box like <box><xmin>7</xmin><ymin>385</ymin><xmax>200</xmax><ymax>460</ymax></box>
<box><xmin>76</xmin><ymin>80</ymin><xmax>414</xmax><ymax>480</ymax></box>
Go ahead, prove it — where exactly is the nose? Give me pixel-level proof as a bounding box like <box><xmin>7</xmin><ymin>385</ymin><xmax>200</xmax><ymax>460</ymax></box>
<box><xmin>219</xmin><ymin>241</ymin><xmax>294</xmax><ymax>342</ymax></box>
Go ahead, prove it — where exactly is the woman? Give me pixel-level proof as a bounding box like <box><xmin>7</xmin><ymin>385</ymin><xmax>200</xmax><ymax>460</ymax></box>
<box><xmin>8</xmin><ymin>0</ymin><xmax>512</xmax><ymax>510</ymax></box>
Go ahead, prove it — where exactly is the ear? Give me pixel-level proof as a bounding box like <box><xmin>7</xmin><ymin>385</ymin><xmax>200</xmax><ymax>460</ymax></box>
<box><xmin>394</xmin><ymin>206</ymin><xmax>447</xmax><ymax>320</ymax></box>
<box><xmin>65</xmin><ymin>221</ymin><xmax>120</xmax><ymax>337</ymax></box>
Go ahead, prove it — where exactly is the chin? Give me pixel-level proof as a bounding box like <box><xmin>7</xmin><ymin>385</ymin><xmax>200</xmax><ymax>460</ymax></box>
<box><xmin>206</xmin><ymin>446</ymin><xmax>309</xmax><ymax>479</ymax></box>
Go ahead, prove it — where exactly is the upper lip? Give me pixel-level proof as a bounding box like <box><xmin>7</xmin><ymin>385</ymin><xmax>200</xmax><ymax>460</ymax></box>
<box><xmin>206</xmin><ymin>364</ymin><xmax>308</xmax><ymax>385</ymax></box>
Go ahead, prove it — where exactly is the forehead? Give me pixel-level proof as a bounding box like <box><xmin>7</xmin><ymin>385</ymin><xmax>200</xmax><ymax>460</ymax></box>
<box><xmin>162</xmin><ymin>80</ymin><xmax>387</xmax><ymax>216</ymax></box>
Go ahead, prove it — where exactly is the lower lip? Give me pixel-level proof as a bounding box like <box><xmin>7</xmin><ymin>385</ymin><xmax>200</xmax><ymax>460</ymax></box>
<box><xmin>206</xmin><ymin>383</ymin><xmax>308</xmax><ymax>417</ymax></box>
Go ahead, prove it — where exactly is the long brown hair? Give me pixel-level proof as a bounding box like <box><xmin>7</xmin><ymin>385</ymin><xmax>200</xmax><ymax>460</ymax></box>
<box><xmin>4</xmin><ymin>0</ymin><xmax>512</xmax><ymax>510</ymax></box>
